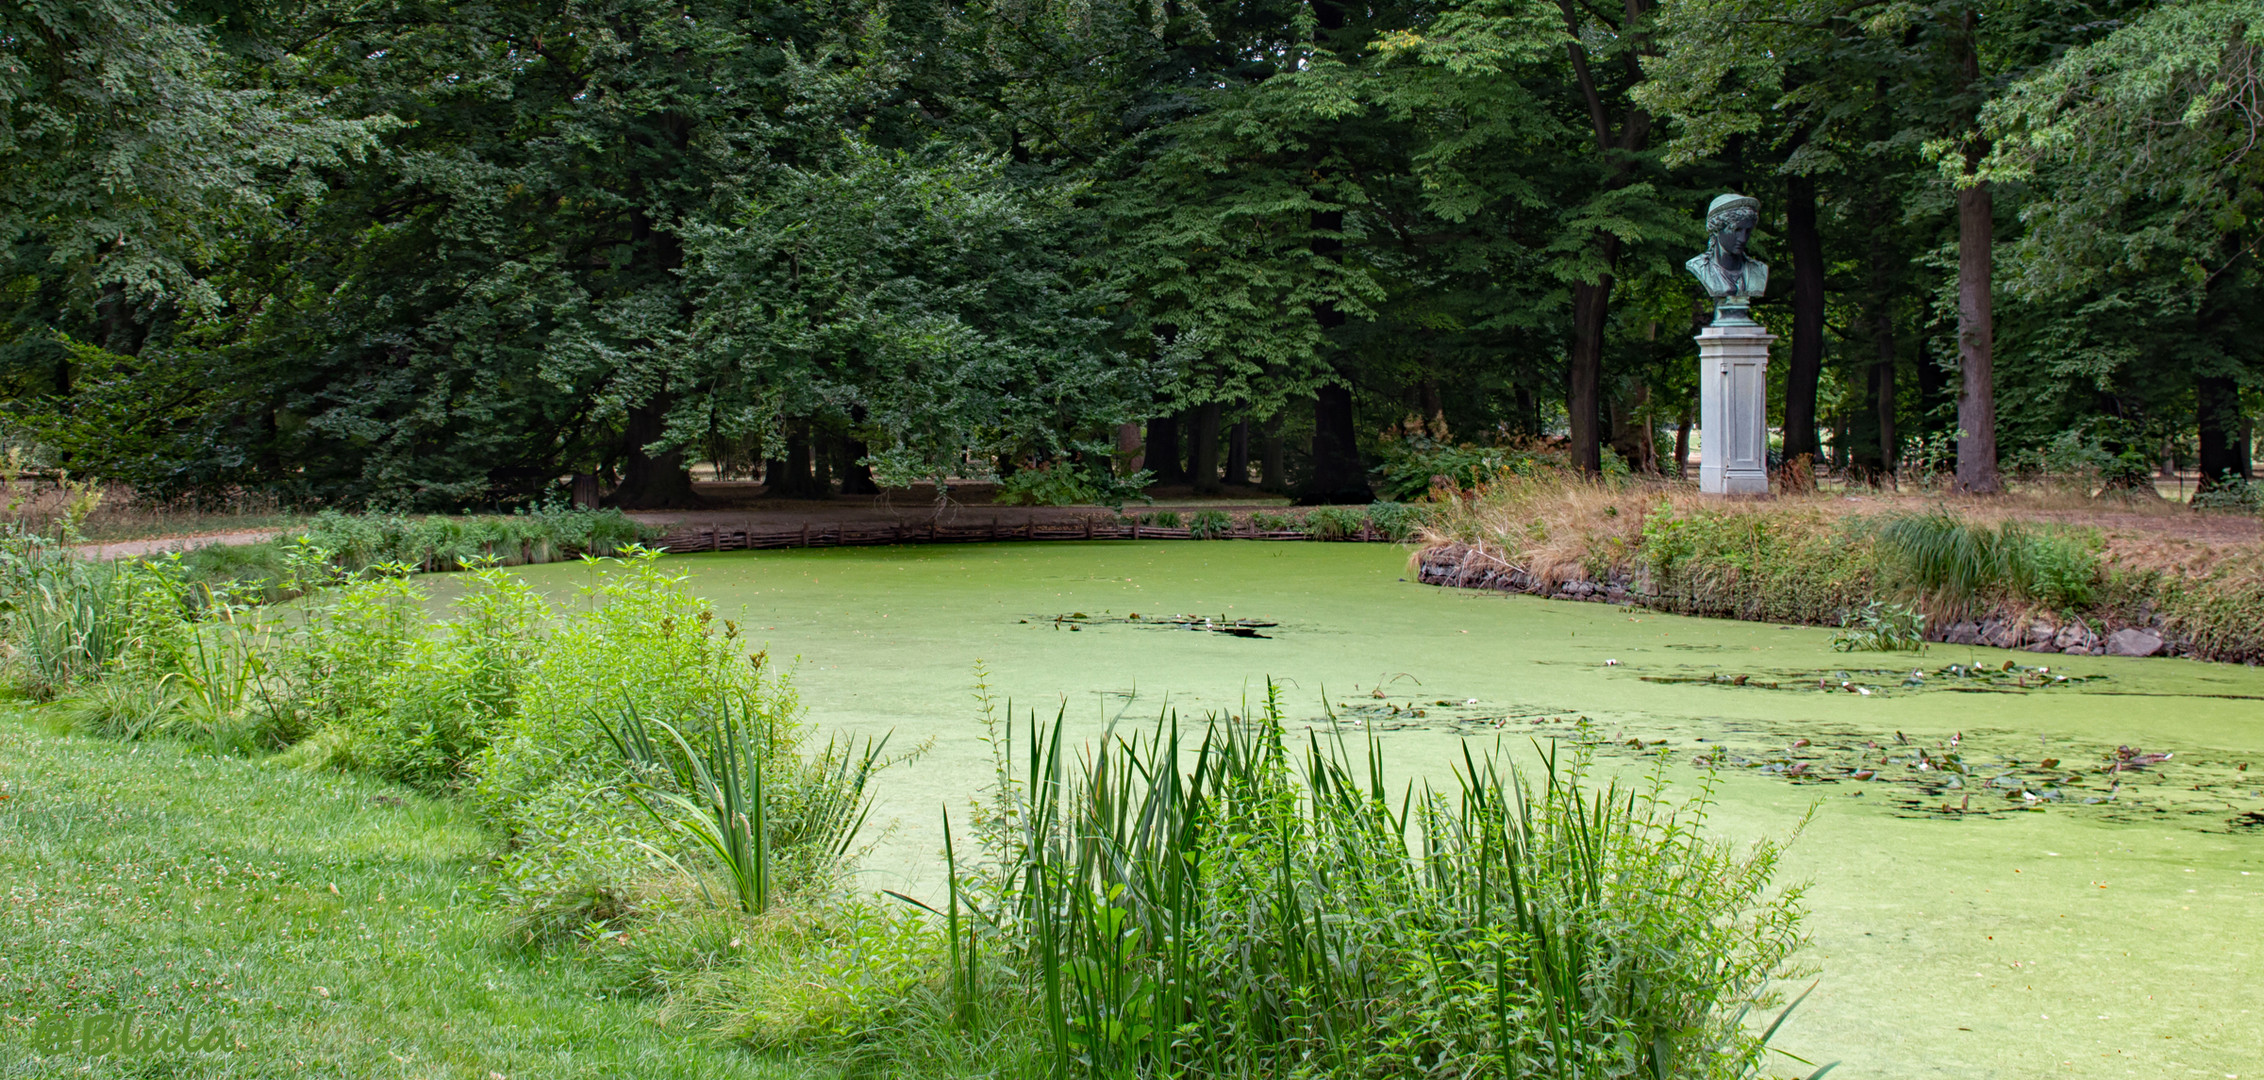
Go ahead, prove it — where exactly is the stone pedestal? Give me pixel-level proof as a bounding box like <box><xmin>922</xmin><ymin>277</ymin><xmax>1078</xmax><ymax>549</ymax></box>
<box><xmin>1696</xmin><ymin>322</ymin><xmax>1772</xmax><ymax>495</ymax></box>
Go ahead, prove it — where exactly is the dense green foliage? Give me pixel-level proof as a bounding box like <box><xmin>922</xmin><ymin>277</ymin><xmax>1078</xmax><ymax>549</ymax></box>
<box><xmin>0</xmin><ymin>541</ymin><xmax>887</xmax><ymax>941</ymax></box>
<box><xmin>1</xmin><ymin>0</ymin><xmax>2253</xmax><ymax>507</ymax></box>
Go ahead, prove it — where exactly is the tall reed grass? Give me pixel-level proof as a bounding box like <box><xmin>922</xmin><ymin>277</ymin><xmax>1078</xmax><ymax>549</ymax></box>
<box><xmin>897</xmin><ymin>684</ymin><xmax>1820</xmax><ymax>1079</ymax></box>
<box><xmin>1869</xmin><ymin>510</ymin><xmax>2099</xmax><ymax>617</ymax></box>
<box><xmin>604</xmin><ymin>692</ymin><xmax>889</xmax><ymax>914</ymax></box>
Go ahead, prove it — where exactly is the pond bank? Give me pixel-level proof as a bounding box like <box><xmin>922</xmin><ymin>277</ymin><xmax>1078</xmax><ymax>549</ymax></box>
<box><xmin>1415</xmin><ymin>541</ymin><xmax>2191</xmax><ymax>660</ymax></box>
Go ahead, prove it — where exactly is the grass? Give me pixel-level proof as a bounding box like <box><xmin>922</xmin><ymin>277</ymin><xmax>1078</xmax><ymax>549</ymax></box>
<box><xmin>0</xmin><ymin>709</ymin><xmax>798</xmax><ymax>1079</ymax></box>
<box><xmin>1415</xmin><ymin>470</ymin><xmax>2264</xmax><ymax>660</ymax></box>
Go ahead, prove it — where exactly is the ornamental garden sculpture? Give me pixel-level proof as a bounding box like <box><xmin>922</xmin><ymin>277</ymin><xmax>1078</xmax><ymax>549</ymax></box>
<box><xmin>1687</xmin><ymin>193</ymin><xmax>1773</xmax><ymax>495</ymax></box>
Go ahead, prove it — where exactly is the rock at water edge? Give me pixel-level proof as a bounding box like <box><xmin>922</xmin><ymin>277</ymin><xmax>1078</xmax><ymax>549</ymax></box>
<box><xmin>2104</xmin><ymin>628</ymin><xmax>2165</xmax><ymax>658</ymax></box>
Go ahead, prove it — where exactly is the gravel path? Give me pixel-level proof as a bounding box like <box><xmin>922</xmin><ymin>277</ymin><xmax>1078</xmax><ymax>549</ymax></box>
<box><xmin>78</xmin><ymin>529</ymin><xmax>286</xmax><ymax>561</ymax></box>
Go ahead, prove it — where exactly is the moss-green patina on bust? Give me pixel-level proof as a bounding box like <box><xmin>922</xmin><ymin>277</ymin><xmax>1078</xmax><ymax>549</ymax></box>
<box><xmin>1686</xmin><ymin>192</ymin><xmax>1769</xmax><ymax>325</ymax></box>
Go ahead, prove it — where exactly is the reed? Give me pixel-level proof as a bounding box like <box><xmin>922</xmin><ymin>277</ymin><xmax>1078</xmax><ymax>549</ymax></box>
<box><xmin>603</xmin><ymin>692</ymin><xmax>889</xmax><ymax>915</ymax></box>
<box><xmin>910</xmin><ymin>684</ymin><xmax>1823</xmax><ymax>1079</ymax></box>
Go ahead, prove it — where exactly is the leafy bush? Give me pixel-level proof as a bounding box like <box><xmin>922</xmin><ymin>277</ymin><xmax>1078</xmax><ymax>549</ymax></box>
<box><xmin>1832</xmin><ymin>601</ymin><xmax>1928</xmax><ymax>652</ymax></box>
<box><xmin>1301</xmin><ymin>504</ymin><xmax>1366</xmax><ymax>540</ymax></box>
<box><xmin>995</xmin><ymin>462</ymin><xmax>1154</xmax><ymax>511</ymax></box>
<box><xmin>319</xmin><ymin>564</ymin><xmax>548</xmax><ymax>787</ymax></box>
<box><xmin>1361</xmin><ymin>500</ymin><xmax>1428</xmax><ymax>541</ymax></box>
<box><xmin>1184</xmin><ymin>509</ymin><xmax>1232</xmax><ymax>539</ymax></box>
<box><xmin>296</xmin><ymin>505</ymin><xmax>650</xmax><ymax>572</ymax></box>
<box><xmin>1374</xmin><ymin>439</ymin><xmax>1542</xmax><ymax>501</ymax></box>
<box><xmin>1248</xmin><ymin>510</ymin><xmax>1301</xmax><ymax>532</ymax></box>
<box><xmin>2191</xmin><ymin>475</ymin><xmax>2262</xmax><ymax>514</ymax></box>
<box><xmin>1639</xmin><ymin>507</ymin><xmax>1877</xmax><ymax>625</ymax></box>
<box><xmin>1137</xmin><ymin>510</ymin><xmax>1181</xmax><ymax>529</ymax></box>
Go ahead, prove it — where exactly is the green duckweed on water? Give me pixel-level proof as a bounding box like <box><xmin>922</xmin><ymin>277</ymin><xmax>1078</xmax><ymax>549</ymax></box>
<box><xmin>469</xmin><ymin>541</ymin><xmax>2264</xmax><ymax>1079</ymax></box>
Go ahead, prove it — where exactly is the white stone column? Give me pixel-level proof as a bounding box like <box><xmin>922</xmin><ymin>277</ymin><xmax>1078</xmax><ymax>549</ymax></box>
<box><xmin>1696</xmin><ymin>322</ymin><xmax>1773</xmax><ymax>495</ymax></box>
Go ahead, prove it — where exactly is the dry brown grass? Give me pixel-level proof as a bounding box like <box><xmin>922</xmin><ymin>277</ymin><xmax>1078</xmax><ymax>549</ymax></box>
<box><xmin>0</xmin><ymin>474</ymin><xmax>290</xmax><ymax>543</ymax></box>
<box><xmin>1423</xmin><ymin>469</ymin><xmax>2263</xmax><ymax>587</ymax></box>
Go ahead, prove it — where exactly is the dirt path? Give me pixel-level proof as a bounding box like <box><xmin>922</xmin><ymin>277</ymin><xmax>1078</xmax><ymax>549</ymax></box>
<box><xmin>78</xmin><ymin>529</ymin><xmax>286</xmax><ymax>561</ymax></box>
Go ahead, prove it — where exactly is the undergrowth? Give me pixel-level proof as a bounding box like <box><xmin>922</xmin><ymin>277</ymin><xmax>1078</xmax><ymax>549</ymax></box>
<box><xmin>1411</xmin><ymin>472</ymin><xmax>2262</xmax><ymax>656</ymax></box>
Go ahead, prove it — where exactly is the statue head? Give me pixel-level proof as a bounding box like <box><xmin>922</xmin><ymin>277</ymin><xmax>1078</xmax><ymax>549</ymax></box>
<box><xmin>1705</xmin><ymin>193</ymin><xmax>1760</xmax><ymax>270</ymax></box>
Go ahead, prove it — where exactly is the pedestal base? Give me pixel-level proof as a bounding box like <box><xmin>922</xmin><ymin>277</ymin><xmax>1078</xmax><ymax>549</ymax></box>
<box><xmin>1696</xmin><ymin>323</ymin><xmax>1773</xmax><ymax>496</ymax></box>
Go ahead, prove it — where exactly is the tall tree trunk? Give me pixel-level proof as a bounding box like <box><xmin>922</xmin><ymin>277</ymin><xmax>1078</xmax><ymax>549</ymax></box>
<box><xmin>1673</xmin><ymin>405</ymin><xmax>1692</xmax><ymax>479</ymax></box>
<box><xmin>2197</xmin><ymin>373</ymin><xmax>2253</xmax><ymax>489</ymax></box>
<box><xmin>1260</xmin><ymin>417</ymin><xmax>1286</xmax><ymax>490</ymax></box>
<box><xmin>1873</xmin><ymin>310</ymin><xmax>1899</xmax><ymax>481</ymax></box>
<box><xmin>1224</xmin><ymin>417</ymin><xmax>1251</xmax><ymax>486</ymax></box>
<box><xmin>1567</xmin><ymin>274</ymin><xmax>1613</xmax><ymax>476</ymax></box>
<box><xmin>1191</xmin><ymin>403</ymin><xmax>1223</xmax><ymax>494</ymax></box>
<box><xmin>1145</xmin><ymin>413</ymin><xmax>1184</xmax><ymax>484</ymax></box>
<box><xmin>838</xmin><ymin>405</ymin><xmax>879</xmax><ymax>494</ymax></box>
<box><xmin>1552</xmin><ymin>0</ymin><xmax>1651</xmax><ymax>476</ymax></box>
<box><xmin>1784</xmin><ymin>170</ymin><xmax>1826</xmax><ymax>463</ymax></box>
<box><xmin>1953</xmin><ymin>169</ymin><xmax>2000</xmax><ymax>493</ymax></box>
<box><xmin>767</xmin><ymin>421</ymin><xmax>827</xmax><ymax>499</ymax></box>
<box><xmin>606</xmin><ymin>165</ymin><xmax>700</xmax><ymax>508</ymax></box>
<box><xmin>1301</xmin><ymin>387</ymin><xmax>1373</xmax><ymax>504</ymax></box>
<box><xmin>606</xmin><ymin>395</ymin><xmax>701</xmax><ymax>508</ymax></box>
<box><xmin>1951</xmin><ymin>17</ymin><xmax>2001</xmax><ymax>495</ymax></box>
<box><xmin>1118</xmin><ymin>421</ymin><xmax>1145</xmax><ymax>473</ymax></box>
<box><xmin>1298</xmin><ymin>222</ymin><xmax>1372</xmax><ymax>501</ymax></box>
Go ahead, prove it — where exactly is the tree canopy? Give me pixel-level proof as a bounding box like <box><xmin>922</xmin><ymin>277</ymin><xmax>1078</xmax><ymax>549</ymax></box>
<box><xmin>4</xmin><ymin>0</ymin><xmax>2256</xmax><ymax>506</ymax></box>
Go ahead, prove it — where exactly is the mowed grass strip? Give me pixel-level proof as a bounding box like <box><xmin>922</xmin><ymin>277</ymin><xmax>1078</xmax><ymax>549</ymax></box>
<box><xmin>0</xmin><ymin>711</ymin><xmax>793</xmax><ymax>1080</ymax></box>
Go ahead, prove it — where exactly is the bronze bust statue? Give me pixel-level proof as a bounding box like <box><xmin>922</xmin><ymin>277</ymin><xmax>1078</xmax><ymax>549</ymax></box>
<box><xmin>1686</xmin><ymin>193</ymin><xmax>1768</xmax><ymax>324</ymax></box>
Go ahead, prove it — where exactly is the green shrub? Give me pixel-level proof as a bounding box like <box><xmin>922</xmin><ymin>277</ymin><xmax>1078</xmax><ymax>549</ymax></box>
<box><xmin>293</xmin><ymin>506</ymin><xmax>651</xmax><ymax>574</ymax></box>
<box><xmin>1301</xmin><ymin>504</ymin><xmax>1365</xmax><ymax>540</ymax></box>
<box><xmin>995</xmin><ymin>462</ymin><xmax>1154</xmax><ymax>511</ymax></box>
<box><xmin>322</xmin><ymin>564</ymin><xmax>549</xmax><ymax>788</ymax></box>
<box><xmin>1138</xmin><ymin>510</ymin><xmax>1181</xmax><ymax>529</ymax></box>
<box><xmin>1640</xmin><ymin>507</ymin><xmax>1877</xmax><ymax>625</ymax></box>
<box><xmin>1248</xmin><ymin>510</ymin><xmax>1300</xmax><ymax>532</ymax></box>
<box><xmin>2190</xmin><ymin>476</ymin><xmax>2261</xmax><ymax>514</ymax></box>
<box><xmin>1374</xmin><ymin>439</ymin><xmax>1542</xmax><ymax>501</ymax></box>
<box><xmin>1362</xmin><ymin>500</ymin><xmax>1428</xmax><ymax>541</ymax></box>
<box><xmin>1832</xmin><ymin>601</ymin><xmax>1928</xmax><ymax>652</ymax></box>
<box><xmin>1185</xmin><ymin>509</ymin><xmax>1232</xmax><ymax>539</ymax></box>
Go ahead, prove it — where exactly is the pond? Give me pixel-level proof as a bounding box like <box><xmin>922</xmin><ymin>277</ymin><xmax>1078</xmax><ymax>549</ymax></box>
<box><xmin>509</xmin><ymin>542</ymin><xmax>2263</xmax><ymax>1078</ymax></box>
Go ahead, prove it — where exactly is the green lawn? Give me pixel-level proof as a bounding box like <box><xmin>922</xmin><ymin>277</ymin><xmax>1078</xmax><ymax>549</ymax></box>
<box><xmin>0</xmin><ymin>711</ymin><xmax>793</xmax><ymax>1080</ymax></box>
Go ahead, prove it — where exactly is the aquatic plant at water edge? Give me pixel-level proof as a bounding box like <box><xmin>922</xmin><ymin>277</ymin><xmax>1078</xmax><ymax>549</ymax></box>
<box><xmin>1832</xmin><ymin>601</ymin><xmax>1927</xmax><ymax>652</ymax></box>
<box><xmin>1871</xmin><ymin>511</ymin><xmax>2099</xmax><ymax>615</ymax></box>
<box><xmin>1301</xmin><ymin>504</ymin><xmax>1366</xmax><ymax>539</ymax></box>
<box><xmin>1184</xmin><ymin>509</ymin><xmax>1232</xmax><ymax>539</ymax></box>
<box><xmin>603</xmin><ymin>691</ymin><xmax>890</xmax><ymax>914</ymax></box>
<box><xmin>893</xmin><ymin>683</ymin><xmax>1817</xmax><ymax>1079</ymax></box>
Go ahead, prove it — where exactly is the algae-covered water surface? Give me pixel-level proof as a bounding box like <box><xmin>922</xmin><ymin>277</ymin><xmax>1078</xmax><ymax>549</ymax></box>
<box><xmin>514</xmin><ymin>542</ymin><xmax>2262</xmax><ymax>1079</ymax></box>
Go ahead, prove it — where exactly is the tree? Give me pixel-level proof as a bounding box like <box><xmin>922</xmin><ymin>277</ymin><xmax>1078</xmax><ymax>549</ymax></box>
<box><xmin>682</xmin><ymin>138</ymin><xmax>1145</xmax><ymax>496</ymax></box>
<box><xmin>1986</xmin><ymin>0</ymin><xmax>2263</xmax><ymax>490</ymax></box>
